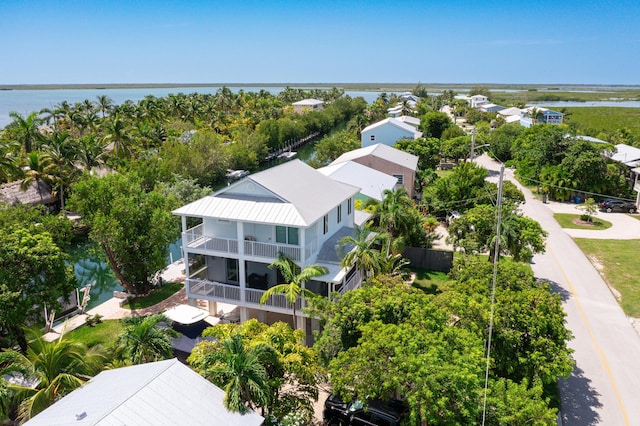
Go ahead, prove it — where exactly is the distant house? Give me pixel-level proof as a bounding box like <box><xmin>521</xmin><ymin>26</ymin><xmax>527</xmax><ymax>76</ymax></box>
<box><xmin>520</xmin><ymin>107</ymin><xmax>564</xmax><ymax>127</ymax></box>
<box><xmin>24</xmin><ymin>359</ymin><xmax>265</xmax><ymax>426</ymax></box>
<box><xmin>468</xmin><ymin>95</ymin><xmax>489</xmax><ymax>108</ymax></box>
<box><xmin>361</xmin><ymin>117</ymin><xmax>422</xmax><ymax>148</ymax></box>
<box><xmin>318</xmin><ymin>160</ymin><xmax>398</xmax><ymax>203</ymax></box>
<box><xmin>173</xmin><ymin>160</ymin><xmax>363</xmax><ymax>331</ymax></box>
<box><xmin>330</xmin><ymin>143</ymin><xmax>419</xmax><ymax>197</ymax></box>
<box><xmin>497</xmin><ymin>107</ymin><xmax>523</xmax><ymax>124</ymax></box>
<box><xmin>479</xmin><ymin>103</ymin><xmax>505</xmax><ymax>113</ymax></box>
<box><xmin>292</xmin><ymin>98</ymin><xmax>324</xmax><ymax>114</ymax></box>
<box><xmin>606</xmin><ymin>144</ymin><xmax>640</xmax><ymax>168</ymax></box>
<box><xmin>0</xmin><ymin>180</ymin><xmax>57</xmax><ymax>210</ymax></box>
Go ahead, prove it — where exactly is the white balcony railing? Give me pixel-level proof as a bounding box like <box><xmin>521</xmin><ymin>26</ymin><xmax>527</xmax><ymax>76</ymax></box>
<box><xmin>188</xmin><ymin>279</ymin><xmax>241</xmax><ymax>302</ymax></box>
<box><xmin>184</xmin><ymin>229</ymin><xmax>239</xmax><ymax>255</ymax></box>
<box><xmin>245</xmin><ymin>288</ymin><xmax>301</xmax><ymax>311</ymax></box>
<box><xmin>244</xmin><ymin>241</ymin><xmax>301</xmax><ymax>261</ymax></box>
<box><xmin>340</xmin><ymin>270</ymin><xmax>363</xmax><ymax>294</ymax></box>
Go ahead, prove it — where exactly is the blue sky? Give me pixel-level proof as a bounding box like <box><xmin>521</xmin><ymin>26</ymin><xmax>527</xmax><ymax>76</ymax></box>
<box><xmin>1</xmin><ymin>0</ymin><xmax>638</xmax><ymax>85</ymax></box>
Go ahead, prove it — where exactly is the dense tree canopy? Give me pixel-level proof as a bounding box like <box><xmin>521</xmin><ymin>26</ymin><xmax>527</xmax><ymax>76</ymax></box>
<box><xmin>0</xmin><ymin>226</ymin><xmax>76</xmax><ymax>350</ymax></box>
<box><xmin>68</xmin><ymin>171</ymin><xmax>180</xmax><ymax>294</ymax></box>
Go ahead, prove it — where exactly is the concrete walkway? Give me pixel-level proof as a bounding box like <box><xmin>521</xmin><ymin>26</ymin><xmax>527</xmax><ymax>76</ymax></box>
<box><xmin>476</xmin><ymin>154</ymin><xmax>640</xmax><ymax>425</ymax></box>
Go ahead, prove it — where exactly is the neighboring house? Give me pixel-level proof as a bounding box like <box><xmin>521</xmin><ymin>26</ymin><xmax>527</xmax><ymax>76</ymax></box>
<box><xmin>497</xmin><ymin>107</ymin><xmax>523</xmax><ymax>124</ymax></box>
<box><xmin>607</xmin><ymin>143</ymin><xmax>640</xmax><ymax>168</ymax></box>
<box><xmin>292</xmin><ymin>98</ymin><xmax>324</xmax><ymax>114</ymax></box>
<box><xmin>0</xmin><ymin>180</ymin><xmax>57</xmax><ymax>210</ymax></box>
<box><xmin>318</xmin><ymin>160</ymin><xmax>398</xmax><ymax>203</ymax></box>
<box><xmin>24</xmin><ymin>359</ymin><xmax>265</xmax><ymax>426</ymax></box>
<box><xmin>576</xmin><ymin>135</ymin><xmax>609</xmax><ymax>144</ymax></box>
<box><xmin>396</xmin><ymin>115</ymin><xmax>420</xmax><ymax>128</ymax></box>
<box><xmin>467</xmin><ymin>94</ymin><xmax>489</xmax><ymax>108</ymax></box>
<box><xmin>173</xmin><ymin>160</ymin><xmax>362</xmax><ymax>331</ymax></box>
<box><xmin>330</xmin><ymin>143</ymin><xmax>419</xmax><ymax>198</ymax></box>
<box><xmin>361</xmin><ymin>117</ymin><xmax>422</xmax><ymax>148</ymax></box>
<box><xmin>399</xmin><ymin>92</ymin><xmax>420</xmax><ymax>103</ymax></box>
<box><xmin>479</xmin><ymin>103</ymin><xmax>505</xmax><ymax>113</ymax></box>
<box><xmin>387</xmin><ymin>104</ymin><xmax>403</xmax><ymax>117</ymax></box>
<box><xmin>520</xmin><ymin>107</ymin><xmax>564</xmax><ymax>127</ymax></box>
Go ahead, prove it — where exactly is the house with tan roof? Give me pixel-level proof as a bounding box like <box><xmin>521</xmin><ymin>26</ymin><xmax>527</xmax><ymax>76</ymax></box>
<box><xmin>330</xmin><ymin>144</ymin><xmax>419</xmax><ymax>198</ymax></box>
<box><xmin>173</xmin><ymin>160</ymin><xmax>362</xmax><ymax>331</ymax></box>
<box><xmin>361</xmin><ymin>117</ymin><xmax>422</xmax><ymax>148</ymax></box>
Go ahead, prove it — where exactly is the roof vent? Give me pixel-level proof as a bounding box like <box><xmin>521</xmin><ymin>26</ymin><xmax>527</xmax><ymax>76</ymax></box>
<box><xmin>76</xmin><ymin>412</ymin><xmax>87</xmax><ymax>420</ymax></box>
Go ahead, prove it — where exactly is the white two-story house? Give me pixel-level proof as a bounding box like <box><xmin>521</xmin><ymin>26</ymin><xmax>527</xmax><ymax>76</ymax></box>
<box><xmin>173</xmin><ymin>160</ymin><xmax>362</xmax><ymax>332</ymax></box>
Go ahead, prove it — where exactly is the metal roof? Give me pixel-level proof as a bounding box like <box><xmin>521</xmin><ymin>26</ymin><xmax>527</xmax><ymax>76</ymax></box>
<box><xmin>361</xmin><ymin>117</ymin><xmax>420</xmax><ymax>136</ymax></box>
<box><xmin>396</xmin><ymin>115</ymin><xmax>421</xmax><ymax>127</ymax></box>
<box><xmin>609</xmin><ymin>144</ymin><xmax>640</xmax><ymax>165</ymax></box>
<box><xmin>24</xmin><ymin>359</ymin><xmax>264</xmax><ymax>426</ymax></box>
<box><xmin>174</xmin><ymin>160</ymin><xmax>359</xmax><ymax>227</ymax></box>
<box><xmin>318</xmin><ymin>161</ymin><xmax>397</xmax><ymax>201</ymax></box>
<box><xmin>330</xmin><ymin>143</ymin><xmax>419</xmax><ymax>171</ymax></box>
<box><xmin>292</xmin><ymin>98</ymin><xmax>324</xmax><ymax>106</ymax></box>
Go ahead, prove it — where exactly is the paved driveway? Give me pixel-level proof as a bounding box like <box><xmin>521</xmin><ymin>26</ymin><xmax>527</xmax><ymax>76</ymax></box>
<box><xmin>476</xmin><ymin>155</ymin><xmax>640</xmax><ymax>426</ymax></box>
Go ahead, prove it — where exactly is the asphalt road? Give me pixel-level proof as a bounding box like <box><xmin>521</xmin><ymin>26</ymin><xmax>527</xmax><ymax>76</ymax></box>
<box><xmin>475</xmin><ymin>154</ymin><xmax>640</xmax><ymax>426</ymax></box>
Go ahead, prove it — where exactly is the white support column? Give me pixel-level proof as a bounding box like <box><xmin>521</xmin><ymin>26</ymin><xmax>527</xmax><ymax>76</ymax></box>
<box><xmin>240</xmin><ymin>306</ymin><xmax>249</xmax><ymax>323</ymax></box>
<box><xmin>257</xmin><ymin>310</ymin><xmax>266</xmax><ymax>323</ymax></box>
<box><xmin>208</xmin><ymin>300</ymin><xmax>218</xmax><ymax>316</ymax></box>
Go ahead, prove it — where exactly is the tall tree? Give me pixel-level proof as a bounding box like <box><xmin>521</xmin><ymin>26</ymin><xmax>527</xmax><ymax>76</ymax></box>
<box><xmin>7</xmin><ymin>112</ymin><xmax>44</xmax><ymax>153</ymax></box>
<box><xmin>42</xmin><ymin>131</ymin><xmax>77</xmax><ymax>216</ymax></box>
<box><xmin>0</xmin><ymin>329</ymin><xmax>105</xmax><ymax>424</ymax></box>
<box><xmin>339</xmin><ymin>224</ymin><xmax>387</xmax><ymax>280</ymax></box>
<box><xmin>96</xmin><ymin>95</ymin><xmax>114</xmax><ymax>118</ymax></box>
<box><xmin>68</xmin><ymin>172</ymin><xmax>180</xmax><ymax>294</ymax></box>
<box><xmin>260</xmin><ymin>253</ymin><xmax>328</xmax><ymax>327</ymax></box>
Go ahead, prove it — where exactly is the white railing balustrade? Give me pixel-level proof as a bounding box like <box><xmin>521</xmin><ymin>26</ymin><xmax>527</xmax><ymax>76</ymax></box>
<box><xmin>244</xmin><ymin>241</ymin><xmax>301</xmax><ymax>261</ymax></box>
<box><xmin>245</xmin><ymin>288</ymin><xmax>301</xmax><ymax>311</ymax></box>
<box><xmin>340</xmin><ymin>270</ymin><xmax>363</xmax><ymax>294</ymax></box>
<box><xmin>187</xmin><ymin>279</ymin><xmax>241</xmax><ymax>301</ymax></box>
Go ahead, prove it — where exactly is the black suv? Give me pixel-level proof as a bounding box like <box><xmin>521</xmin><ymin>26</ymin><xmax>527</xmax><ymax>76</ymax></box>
<box><xmin>599</xmin><ymin>198</ymin><xmax>637</xmax><ymax>213</ymax></box>
<box><xmin>323</xmin><ymin>394</ymin><xmax>408</xmax><ymax>426</ymax></box>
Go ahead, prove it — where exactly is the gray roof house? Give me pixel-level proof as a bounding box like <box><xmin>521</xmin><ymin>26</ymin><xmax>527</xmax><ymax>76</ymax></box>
<box><xmin>0</xmin><ymin>180</ymin><xmax>57</xmax><ymax>208</ymax></box>
<box><xmin>173</xmin><ymin>160</ymin><xmax>363</xmax><ymax>330</ymax></box>
<box><xmin>24</xmin><ymin>358</ymin><xmax>264</xmax><ymax>426</ymax></box>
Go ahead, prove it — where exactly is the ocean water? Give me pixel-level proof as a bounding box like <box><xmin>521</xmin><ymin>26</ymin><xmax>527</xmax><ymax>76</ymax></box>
<box><xmin>0</xmin><ymin>86</ymin><xmax>387</xmax><ymax>129</ymax></box>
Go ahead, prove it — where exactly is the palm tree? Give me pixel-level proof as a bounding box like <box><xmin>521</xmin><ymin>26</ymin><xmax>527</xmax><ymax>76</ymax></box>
<box><xmin>96</xmin><ymin>95</ymin><xmax>114</xmax><ymax>118</ymax></box>
<box><xmin>376</xmin><ymin>187</ymin><xmax>415</xmax><ymax>239</ymax></box>
<box><xmin>0</xmin><ymin>140</ymin><xmax>18</xmax><ymax>183</ymax></box>
<box><xmin>8</xmin><ymin>111</ymin><xmax>44</xmax><ymax>153</ymax></box>
<box><xmin>42</xmin><ymin>131</ymin><xmax>77</xmax><ymax>216</ymax></box>
<box><xmin>339</xmin><ymin>224</ymin><xmax>386</xmax><ymax>280</ymax></box>
<box><xmin>260</xmin><ymin>253</ymin><xmax>328</xmax><ymax>327</ymax></box>
<box><xmin>102</xmin><ymin>113</ymin><xmax>133</xmax><ymax>164</ymax></box>
<box><xmin>76</xmin><ymin>134</ymin><xmax>107</xmax><ymax>174</ymax></box>
<box><xmin>20</xmin><ymin>151</ymin><xmax>55</xmax><ymax>203</ymax></box>
<box><xmin>200</xmin><ymin>333</ymin><xmax>271</xmax><ymax>413</ymax></box>
<box><xmin>0</xmin><ymin>329</ymin><xmax>105</xmax><ymax>424</ymax></box>
<box><xmin>115</xmin><ymin>314</ymin><xmax>178</xmax><ymax>365</ymax></box>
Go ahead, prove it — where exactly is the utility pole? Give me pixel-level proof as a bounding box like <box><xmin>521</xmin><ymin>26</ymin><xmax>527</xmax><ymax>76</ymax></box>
<box><xmin>482</xmin><ymin>163</ymin><xmax>504</xmax><ymax>425</ymax></box>
<box><xmin>470</xmin><ymin>128</ymin><xmax>477</xmax><ymax>160</ymax></box>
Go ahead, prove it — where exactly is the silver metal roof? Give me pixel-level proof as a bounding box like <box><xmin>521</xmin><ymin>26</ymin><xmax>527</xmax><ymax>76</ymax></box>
<box><xmin>609</xmin><ymin>144</ymin><xmax>640</xmax><ymax>165</ymax></box>
<box><xmin>331</xmin><ymin>143</ymin><xmax>419</xmax><ymax>171</ymax></box>
<box><xmin>174</xmin><ymin>160</ymin><xmax>359</xmax><ymax>227</ymax></box>
<box><xmin>24</xmin><ymin>359</ymin><xmax>264</xmax><ymax>426</ymax></box>
<box><xmin>318</xmin><ymin>161</ymin><xmax>397</xmax><ymax>201</ymax></box>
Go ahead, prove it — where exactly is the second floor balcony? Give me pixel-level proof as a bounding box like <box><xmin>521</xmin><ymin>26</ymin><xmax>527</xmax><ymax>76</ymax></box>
<box><xmin>183</xmin><ymin>223</ymin><xmax>314</xmax><ymax>262</ymax></box>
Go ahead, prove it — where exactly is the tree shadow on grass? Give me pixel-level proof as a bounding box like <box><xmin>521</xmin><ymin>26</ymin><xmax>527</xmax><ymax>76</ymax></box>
<box><xmin>558</xmin><ymin>364</ymin><xmax>602</xmax><ymax>425</ymax></box>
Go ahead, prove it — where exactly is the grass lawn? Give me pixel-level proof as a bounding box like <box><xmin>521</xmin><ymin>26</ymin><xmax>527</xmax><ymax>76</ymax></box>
<box><xmin>411</xmin><ymin>268</ymin><xmax>452</xmax><ymax>294</ymax></box>
<box><xmin>573</xmin><ymin>239</ymin><xmax>640</xmax><ymax>317</ymax></box>
<box><xmin>122</xmin><ymin>282</ymin><xmax>183</xmax><ymax>310</ymax></box>
<box><xmin>553</xmin><ymin>213</ymin><xmax>612</xmax><ymax>230</ymax></box>
<box><xmin>65</xmin><ymin>319</ymin><xmax>124</xmax><ymax>348</ymax></box>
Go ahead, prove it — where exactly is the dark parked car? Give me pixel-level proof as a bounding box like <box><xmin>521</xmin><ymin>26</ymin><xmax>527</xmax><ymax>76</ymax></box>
<box><xmin>599</xmin><ymin>199</ymin><xmax>637</xmax><ymax>213</ymax></box>
<box><xmin>323</xmin><ymin>394</ymin><xmax>408</xmax><ymax>426</ymax></box>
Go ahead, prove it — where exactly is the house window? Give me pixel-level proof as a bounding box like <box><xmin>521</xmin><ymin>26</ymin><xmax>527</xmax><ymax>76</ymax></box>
<box><xmin>347</xmin><ymin>198</ymin><xmax>352</xmax><ymax>215</ymax></box>
<box><xmin>226</xmin><ymin>258</ymin><xmax>238</xmax><ymax>283</ymax></box>
<box><xmin>337</xmin><ymin>204</ymin><xmax>342</xmax><ymax>223</ymax></box>
<box><xmin>276</xmin><ymin>226</ymin><xmax>299</xmax><ymax>245</ymax></box>
<box><xmin>393</xmin><ymin>174</ymin><xmax>404</xmax><ymax>185</ymax></box>
<box><xmin>323</xmin><ymin>214</ymin><xmax>329</xmax><ymax>234</ymax></box>
<box><xmin>370</xmin><ymin>135</ymin><xmax>375</xmax><ymax>141</ymax></box>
